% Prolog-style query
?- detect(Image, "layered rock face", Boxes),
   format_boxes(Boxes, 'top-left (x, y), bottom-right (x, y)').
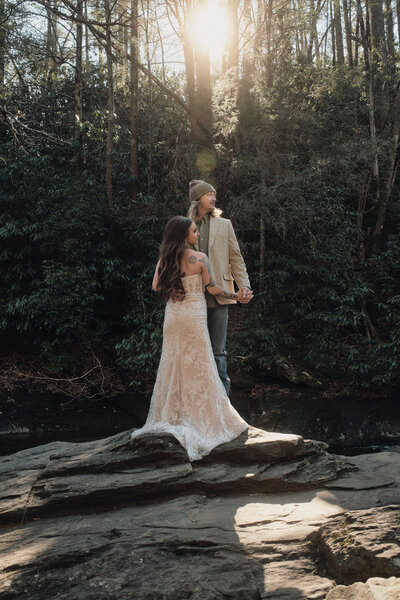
top-left (0, 427), bottom-right (399, 599)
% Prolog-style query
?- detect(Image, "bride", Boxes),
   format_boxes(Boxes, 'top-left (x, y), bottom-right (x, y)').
top-left (131, 216), bottom-right (252, 461)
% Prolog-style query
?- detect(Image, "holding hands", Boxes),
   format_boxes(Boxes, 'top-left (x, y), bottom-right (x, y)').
top-left (237, 287), bottom-right (253, 304)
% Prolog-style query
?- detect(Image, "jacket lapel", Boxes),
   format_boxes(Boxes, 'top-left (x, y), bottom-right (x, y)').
top-left (208, 216), bottom-right (221, 251)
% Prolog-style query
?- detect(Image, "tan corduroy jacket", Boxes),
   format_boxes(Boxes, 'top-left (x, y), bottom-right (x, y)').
top-left (195, 215), bottom-right (251, 306)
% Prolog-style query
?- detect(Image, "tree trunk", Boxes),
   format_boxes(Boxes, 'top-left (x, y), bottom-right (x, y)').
top-left (369, 0), bottom-right (388, 125)
top-left (354, 10), bottom-right (359, 64)
top-left (145, 0), bottom-right (153, 195)
top-left (313, 0), bottom-right (321, 59)
top-left (123, 7), bottom-right (129, 82)
top-left (323, 1), bottom-right (329, 60)
top-left (334, 0), bottom-right (345, 63)
top-left (44, 7), bottom-right (53, 74)
top-left (194, 0), bottom-right (213, 148)
top-left (357, 0), bottom-right (378, 181)
top-left (105, 0), bottom-right (114, 207)
top-left (84, 0), bottom-right (89, 69)
top-left (241, 0), bottom-right (253, 82)
top-left (0, 0), bottom-right (5, 95)
top-left (97, 0), bottom-right (104, 67)
top-left (343, 0), bottom-right (354, 65)
top-left (266, 0), bottom-right (274, 85)
top-left (130, 0), bottom-right (139, 203)
top-left (371, 84), bottom-right (400, 252)
top-left (0, 0), bottom-right (5, 140)
top-left (183, 33), bottom-right (198, 143)
top-left (298, 0), bottom-right (308, 54)
top-left (253, 0), bottom-right (264, 65)
top-left (44, 1), bottom-right (58, 77)
top-left (75, 0), bottom-right (83, 173)
top-left (260, 211), bottom-right (265, 284)
top-left (237, 0), bottom-right (253, 150)
top-left (224, 0), bottom-right (239, 73)
top-left (356, 0), bottom-right (381, 254)
top-left (356, 0), bottom-right (370, 67)
top-left (368, 75), bottom-right (379, 179)
top-left (397, 0), bottom-right (400, 41)
top-left (294, 0), bottom-right (300, 57)
top-left (330, 0), bottom-right (336, 63)
top-left (308, 0), bottom-right (320, 60)
top-left (117, 6), bottom-right (124, 80)
top-left (384, 0), bottom-right (394, 68)
top-left (155, 10), bottom-right (166, 81)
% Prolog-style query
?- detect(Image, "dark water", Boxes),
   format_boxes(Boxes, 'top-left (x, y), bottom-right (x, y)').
top-left (1, 383), bottom-right (399, 457)
top-left (328, 443), bottom-right (396, 456)
top-left (0, 389), bottom-right (145, 457)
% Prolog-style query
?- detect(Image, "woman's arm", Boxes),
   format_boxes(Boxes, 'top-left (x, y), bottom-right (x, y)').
top-left (199, 254), bottom-right (240, 300)
top-left (152, 260), bottom-right (160, 291)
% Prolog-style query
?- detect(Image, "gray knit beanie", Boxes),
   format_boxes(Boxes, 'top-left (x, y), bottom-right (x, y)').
top-left (189, 180), bottom-right (216, 203)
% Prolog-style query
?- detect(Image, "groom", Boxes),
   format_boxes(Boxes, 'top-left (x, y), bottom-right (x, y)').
top-left (188, 179), bottom-right (253, 395)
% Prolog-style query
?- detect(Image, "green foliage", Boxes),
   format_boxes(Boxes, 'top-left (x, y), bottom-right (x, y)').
top-left (115, 267), bottom-right (165, 392)
top-left (0, 64), bottom-right (191, 376)
top-left (216, 60), bottom-right (400, 390)
top-left (1, 51), bottom-right (399, 394)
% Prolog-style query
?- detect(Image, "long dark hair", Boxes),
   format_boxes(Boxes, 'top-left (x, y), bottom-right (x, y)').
top-left (157, 216), bottom-right (192, 300)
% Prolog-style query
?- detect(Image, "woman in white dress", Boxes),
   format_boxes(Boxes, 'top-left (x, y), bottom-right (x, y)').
top-left (131, 216), bottom-right (251, 461)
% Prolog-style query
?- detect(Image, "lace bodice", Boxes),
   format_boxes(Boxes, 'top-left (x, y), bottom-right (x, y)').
top-left (181, 273), bottom-right (204, 294)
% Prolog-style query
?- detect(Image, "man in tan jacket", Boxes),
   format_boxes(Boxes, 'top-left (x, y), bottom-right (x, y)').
top-left (188, 179), bottom-right (253, 394)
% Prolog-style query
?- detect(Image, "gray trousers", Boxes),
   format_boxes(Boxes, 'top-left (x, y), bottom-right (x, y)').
top-left (207, 305), bottom-right (230, 395)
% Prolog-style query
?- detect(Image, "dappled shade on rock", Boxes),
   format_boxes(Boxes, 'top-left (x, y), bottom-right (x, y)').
top-left (1, 428), bottom-right (400, 599)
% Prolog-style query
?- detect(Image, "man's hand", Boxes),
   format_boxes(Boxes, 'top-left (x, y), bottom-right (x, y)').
top-left (170, 289), bottom-right (185, 302)
top-left (237, 287), bottom-right (253, 304)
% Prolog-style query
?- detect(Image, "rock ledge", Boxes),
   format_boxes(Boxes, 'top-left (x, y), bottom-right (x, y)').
top-left (1, 427), bottom-right (399, 600)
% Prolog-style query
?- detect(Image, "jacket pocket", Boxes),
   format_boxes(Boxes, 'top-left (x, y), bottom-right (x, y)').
top-left (223, 271), bottom-right (234, 281)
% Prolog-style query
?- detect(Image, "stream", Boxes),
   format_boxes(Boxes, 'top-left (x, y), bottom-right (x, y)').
top-left (1, 381), bottom-right (399, 457)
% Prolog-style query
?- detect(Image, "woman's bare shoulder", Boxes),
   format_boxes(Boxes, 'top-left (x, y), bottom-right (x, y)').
top-left (184, 249), bottom-right (206, 264)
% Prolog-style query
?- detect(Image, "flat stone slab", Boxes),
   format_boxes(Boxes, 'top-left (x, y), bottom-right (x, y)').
top-left (0, 494), bottom-right (336, 600)
top-left (325, 452), bottom-right (400, 490)
top-left (1, 429), bottom-right (400, 599)
top-left (0, 428), bottom-right (349, 523)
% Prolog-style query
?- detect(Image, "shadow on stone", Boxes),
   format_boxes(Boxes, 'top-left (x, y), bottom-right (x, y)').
top-left (0, 427), bottom-right (400, 599)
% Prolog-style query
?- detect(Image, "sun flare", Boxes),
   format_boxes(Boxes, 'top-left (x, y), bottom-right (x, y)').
top-left (189, 0), bottom-right (229, 63)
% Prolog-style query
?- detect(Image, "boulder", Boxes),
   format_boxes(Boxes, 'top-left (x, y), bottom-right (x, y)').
top-left (307, 505), bottom-right (400, 583)
top-left (0, 427), bottom-right (349, 524)
top-left (0, 427), bottom-right (400, 600)
top-left (268, 354), bottom-right (323, 388)
top-left (326, 577), bottom-right (400, 599)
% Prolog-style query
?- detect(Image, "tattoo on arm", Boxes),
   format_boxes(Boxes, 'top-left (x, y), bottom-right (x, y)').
top-left (200, 255), bottom-right (237, 299)
top-left (214, 289), bottom-right (237, 299)
top-left (188, 255), bottom-right (196, 264)
top-left (199, 255), bottom-right (216, 286)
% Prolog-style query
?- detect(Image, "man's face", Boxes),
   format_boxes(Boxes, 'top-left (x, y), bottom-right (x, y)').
top-left (198, 191), bottom-right (216, 214)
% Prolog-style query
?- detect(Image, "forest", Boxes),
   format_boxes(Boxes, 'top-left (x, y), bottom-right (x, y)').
top-left (0, 0), bottom-right (399, 403)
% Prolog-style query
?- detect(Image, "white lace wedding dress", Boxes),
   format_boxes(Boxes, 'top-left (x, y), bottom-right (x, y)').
top-left (130, 273), bottom-right (248, 461)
